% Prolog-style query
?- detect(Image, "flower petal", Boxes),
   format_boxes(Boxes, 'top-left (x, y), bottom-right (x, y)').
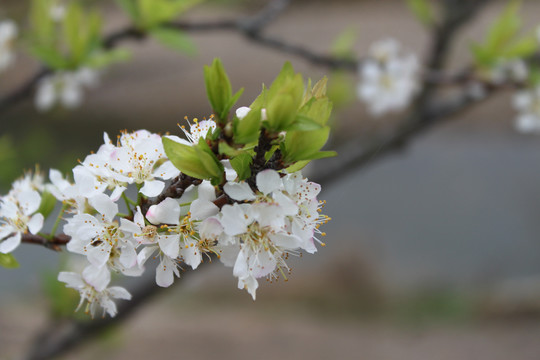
top-left (146, 197), bottom-right (180, 225)
top-left (140, 179), bottom-right (165, 198)
top-left (256, 169), bottom-right (281, 195)
top-left (0, 232), bottom-right (21, 253)
top-left (224, 182), bottom-right (255, 201)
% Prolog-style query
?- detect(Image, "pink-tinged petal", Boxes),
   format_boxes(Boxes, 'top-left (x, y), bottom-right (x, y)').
top-left (220, 204), bottom-right (249, 236)
top-left (82, 264), bottom-right (111, 292)
top-left (58, 272), bottom-right (85, 289)
top-left (27, 213), bottom-right (44, 234)
top-left (256, 169), bottom-right (282, 195)
top-left (190, 199), bottom-right (219, 221)
top-left (140, 180), bottom-right (165, 198)
top-left (156, 256), bottom-right (175, 287)
top-left (17, 190), bottom-right (41, 215)
top-left (89, 193), bottom-right (118, 222)
top-left (153, 161), bottom-right (180, 180)
top-left (108, 286), bottom-right (132, 300)
top-left (158, 235), bottom-right (180, 259)
top-left (110, 186), bottom-right (127, 202)
top-left (137, 245), bottom-right (157, 266)
top-left (223, 182), bottom-right (255, 201)
top-left (0, 232), bottom-right (21, 253)
top-left (146, 198), bottom-right (180, 225)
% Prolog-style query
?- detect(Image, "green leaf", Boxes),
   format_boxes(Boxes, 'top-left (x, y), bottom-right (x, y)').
top-left (265, 74), bottom-right (304, 131)
top-left (195, 138), bottom-right (224, 184)
top-left (485, 1), bottom-right (521, 54)
top-left (204, 58), bottom-right (238, 123)
top-left (87, 49), bottom-right (131, 68)
top-left (285, 160), bottom-right (310, 173)
top-left (406, 0), bottom-right (434, 27)
top-left (218, 141), bottom-right (242, 157)
top-left (163, 137), bottom-right (218, 180)
top-left (0, 253), bottom-right (19, 269)
top-left (150, 27), bottom-right (197, 55)
top-left (230, 153), bottom-right (253, 181)
top-left (282, 126), bottom-right (331, 163)
top-left (116, 0), bottom-right (140, 21)
top-left (37, 191), bottom-right (57, 219)
top-left (502, 35), bottom-right (538, 58)
top-left (28, 45), bottom-right (68, 69)
top-left (233, 108), bottom-right (262, 144)
top-left (331, 28), bottom-right (357, 59)
top-left (288, 114), bottom-right (324, 131)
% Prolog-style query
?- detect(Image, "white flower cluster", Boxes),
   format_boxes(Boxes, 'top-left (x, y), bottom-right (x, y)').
top-left (513, 86), bottom-right (540, 133)
top-left (1, 123), bottom-right (329, 317)
top-left (35, 68), bottom-right (100, 112)
top-left (0, 173), bottom-right (45, 254)
top-left (357, 38), bottom-right (420, 116)
top-left (0, 20), bottom-right (17, 73)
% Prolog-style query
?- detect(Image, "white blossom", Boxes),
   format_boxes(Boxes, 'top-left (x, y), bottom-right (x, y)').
top-left (0, 20), bottom-right (17, 73)
top-left (35, 68), bottom-right (100, 111)
top-left (58, 265), bottom-right (131, 318)
top-left (357, 38), bottom-right (419, 116)
top-left (215, 170), bottom-right (328, 299)
top-left (513, 86), bottom-right (540, 133)
top-left (490, 59), bottom-right (528, 84)
top-left (0, 188), bottom-right (44, 254)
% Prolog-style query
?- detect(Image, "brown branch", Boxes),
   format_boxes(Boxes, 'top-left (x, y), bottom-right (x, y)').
top-left (21, 233), bottom-right (70, 252)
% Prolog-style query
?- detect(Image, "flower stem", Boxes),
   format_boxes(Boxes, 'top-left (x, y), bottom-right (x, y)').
top-left (49, 203), bottom-right (68, 240)
top-left (122, 192), bottom-right (135, 216)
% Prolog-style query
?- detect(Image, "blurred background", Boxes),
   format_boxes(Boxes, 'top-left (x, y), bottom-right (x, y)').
top-left (3, 0), bottom-right (540, 359)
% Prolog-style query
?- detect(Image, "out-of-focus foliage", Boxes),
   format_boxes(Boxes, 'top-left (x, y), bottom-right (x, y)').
top-left (471, 1), bottom-right (537, 68)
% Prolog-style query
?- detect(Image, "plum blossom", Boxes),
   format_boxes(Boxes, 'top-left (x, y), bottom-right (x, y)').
top-left (489, 59), bottom-right (528, 84)
top-left (64, 194), bottom-right (139, 274)
top-left (81, 131), bottom-right (179, 198)
top-left (0, 20), bottom-right (17, 73)
top-left (0, 189), bottom-right (44, 254)
top-left (357, 38), bottom-right (420, 116)
top-left (167, 117), bottom-right (217, 146)
top-left (35, 68), bottom-right (100, 111)
top-left (215, 170), bottom-right (328, 299)
top-left (58, 265), bottom-right (131, 318)
top-left (513, 86), bottom-right (540, 133)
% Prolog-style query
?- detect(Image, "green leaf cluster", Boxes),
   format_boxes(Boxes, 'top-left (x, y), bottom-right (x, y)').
top-left (117, 0), bottom-right (199, 54)
top-left (204, 59), bottom-right (244, 123)
top-left (163, 137), bottom-right (224, 185)
top-left (471, 1), bottom-right (538, 68)
top-left (28, 0), bottom-right (128, 70)
top-left (164, 59), bottom-right (336, 184)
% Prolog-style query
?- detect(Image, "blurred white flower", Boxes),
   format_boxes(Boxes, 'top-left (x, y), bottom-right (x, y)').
top-left (0, 20), bottom-right (17, 73)
top-left (35, 68), bottom-right (100, 111)
top-left (0, 189), bottom-right (43, 254)
top-left (490, 59), bottom-right (528, 84)
top-left (357, 38), bottom-right (420, 116)
top-left (49, 1), bottom-right (66, 22)
top-left (513, 86), bottom-right (540, 133)
top-left (58, 265), bottom-right (131, 318)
